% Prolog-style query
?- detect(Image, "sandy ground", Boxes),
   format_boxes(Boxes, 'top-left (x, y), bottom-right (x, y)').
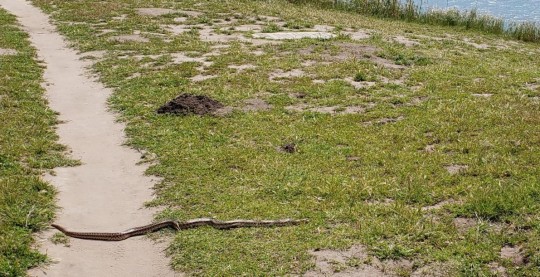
top-left (0, 1), bottom-right (178, 276)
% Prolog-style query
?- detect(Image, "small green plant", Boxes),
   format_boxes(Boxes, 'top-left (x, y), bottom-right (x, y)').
top-left (262, 23), bottom-right (282, 33)
top-left (196, 16), bottom-right (211, 24)
top-left (50, 233), bottom-right (70, 247)
top-left (354, 71), bottom-right (367, 82)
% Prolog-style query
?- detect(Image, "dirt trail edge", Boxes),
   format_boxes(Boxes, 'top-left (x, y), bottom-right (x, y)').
top-left (0, 1), bottom-right (178, 276)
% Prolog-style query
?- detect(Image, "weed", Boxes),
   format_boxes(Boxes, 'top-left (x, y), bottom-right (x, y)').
top-left (354, 71), bottom-right (367, 82)
top-left (50, 233), bottom-right (70, 247)
top-left (262, 23), bottom-right (282, 33)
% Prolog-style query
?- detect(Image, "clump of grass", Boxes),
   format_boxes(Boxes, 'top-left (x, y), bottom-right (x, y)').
top-left (50, 233), bottom-right (70, 247)
top-left (284, 20), bottom-right (314, 29)
top-left (354, 71), bottom-right (367, 82)
top-left (262, 23), bottom-right (282, 33)
top-left (509, 21), bottom-right (540, 42)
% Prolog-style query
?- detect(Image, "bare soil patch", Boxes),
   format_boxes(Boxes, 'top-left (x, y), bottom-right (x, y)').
top-left (252, 32), bottom-right (336, 40)
top-left (411, 262), bottom-right (457, 276)
top-left (251, 49), bottom-right (265, 56)
top-left (81, 50), bottom-right (106, 60)
top-left (488, 262), bottom-right (507, 276)
top-left (344, 77), bottom-right (377, 89)
top-left (305, 244), bottom-right (414, 276)
top-left (421, 199), bottom-right (456, 211)
top-left (472, 93), bottom-right (493, 98)
top-left (190, 74), bottom-right (217, 82)
top-left (312, 25), bottom-right (334, 32)
top-left (462, 38), bottom-right (490, 49)
top-left (178, 10), bottom-right (203, 17)
top-left (108, 34), bottom-right (149, 43)
top-left (269, 69), bottom-right (305, 81)
top-left (285, 104), bottom-right (370, 115)
top-left (393, 35), bottom-right (420, 47)
top-left (301, 60), bottom-right (317, 67)
top-left (234, 24), bottom-right (263, 32)
top-left (163, 24), bottom-right (191, 35)
top-left (171, 52), bottom-right (212, 67)
top-left (424, 144), bottom-right (436, 153)
top-left (500, 246), bottom-right (526, 265)
top-left (526, 82), bottom-right (539, 90)
top-left (0, 48), bottom-right (17, 55)
top-left (363, 116), bottom-right (405, 125)
top-left (136, 8), bottom-right (175, 17)
top-left (364, 198), bottom-right (395, 206)
top-left (157, 94), bottom-right (224, 115)
top-left (197, 26), bottom-right (280, 46)
top-left (453, 217), bottom-right (477, 232)
top-left (346, 156), bottom-right (360, 161)
top-left (445, 164), bottom-right (468, 175)
top-left (342, 29), bottom-right (371, 40)
top-left (173, 17), bottom-right (187, 23)
top-left (288, 93), bottom-right (307, 99)
top-left (307, 42), bottom-right (405, 69)
top-left (228, 64), bottom-right (257, 72)
top-left (242, 98), bottom-right (272, 112)
top-left (112, 14), bottom-right (127, 21)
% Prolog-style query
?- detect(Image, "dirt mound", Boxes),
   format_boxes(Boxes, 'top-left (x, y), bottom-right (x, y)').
top-left (157, 94), bottom-right (224, 115)
top-left (281, 143), bottom-right (296, 153)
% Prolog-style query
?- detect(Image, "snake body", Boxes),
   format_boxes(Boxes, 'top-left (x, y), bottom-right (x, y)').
top-left (51, 218), bottom-right (307, 241)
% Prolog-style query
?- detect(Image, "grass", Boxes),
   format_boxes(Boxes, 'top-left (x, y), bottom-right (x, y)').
top-left (310, 0), bottom-right (540, 43)
top-left (0, 8), bottom-right (75, 277)
top-left (23, 0), bottom-right (540, 276)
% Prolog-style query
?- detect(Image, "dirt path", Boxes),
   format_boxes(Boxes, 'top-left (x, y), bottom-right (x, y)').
top-left (0, 1), bottom-right (177, 276)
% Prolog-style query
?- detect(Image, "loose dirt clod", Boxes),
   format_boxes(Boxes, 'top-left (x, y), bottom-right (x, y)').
top-left (281, 143), bottom-right (296, 153)
top-left (157, 94), bottom-right (224, 115)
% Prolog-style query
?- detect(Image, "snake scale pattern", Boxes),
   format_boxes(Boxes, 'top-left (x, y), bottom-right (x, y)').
top-left (52, 218), bottom-right (308, 241)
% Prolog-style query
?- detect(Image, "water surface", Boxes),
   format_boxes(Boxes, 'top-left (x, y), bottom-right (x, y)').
top-left (418, 0), bottom-right (540, 23)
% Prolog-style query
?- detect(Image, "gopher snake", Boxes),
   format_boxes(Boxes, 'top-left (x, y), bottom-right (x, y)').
top-left (52, 218), bottom-right (307, 241)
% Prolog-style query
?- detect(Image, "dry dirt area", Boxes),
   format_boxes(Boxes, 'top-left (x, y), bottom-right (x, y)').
top-left (0, 1), bottom-right (178, 276)
top-left (303, 244), bottom-right (456, 276)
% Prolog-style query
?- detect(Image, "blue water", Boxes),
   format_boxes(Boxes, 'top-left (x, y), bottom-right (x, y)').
top-left (417, 0), bottom-right (540, 23)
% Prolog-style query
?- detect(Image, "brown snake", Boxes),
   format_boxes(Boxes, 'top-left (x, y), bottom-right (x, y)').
top-left (52, 218), bottom-right (308, 241)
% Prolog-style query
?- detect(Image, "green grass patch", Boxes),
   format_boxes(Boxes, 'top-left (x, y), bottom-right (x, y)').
top-left (29, 0), bottom-right (540, 275)
top-left (0, 8), bottom-right (75, 277)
